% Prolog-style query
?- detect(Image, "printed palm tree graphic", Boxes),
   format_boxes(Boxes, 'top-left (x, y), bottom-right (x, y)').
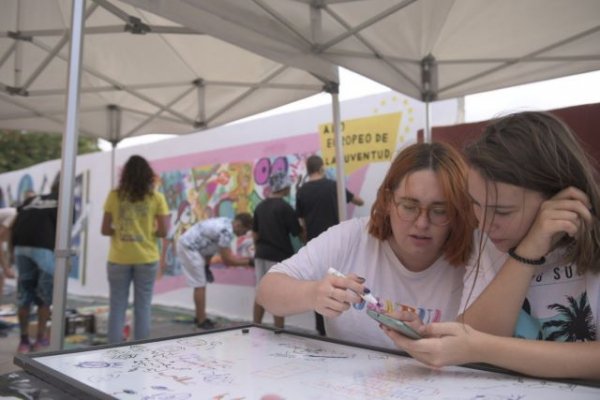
top-left (517, 299), bottom-right (543, 340)
top-left (542, 292), bottom-right (596, 341)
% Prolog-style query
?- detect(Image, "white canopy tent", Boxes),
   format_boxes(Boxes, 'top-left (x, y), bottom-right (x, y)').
top-left (0, 0), bottom-right (340, 187)
top-left (0, 0), bottom-right (334, 140)
top-left (125, 0), bottom-right (600, 139)
top-left (0, 0), bottom-right (341, 350)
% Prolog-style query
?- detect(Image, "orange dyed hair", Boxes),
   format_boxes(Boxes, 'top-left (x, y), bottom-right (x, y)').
top-left (368, 142), bottom-right (476, 266)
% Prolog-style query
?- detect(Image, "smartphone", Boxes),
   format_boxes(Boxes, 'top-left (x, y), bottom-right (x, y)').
top-left (366, 308), bottom-right (422, 339)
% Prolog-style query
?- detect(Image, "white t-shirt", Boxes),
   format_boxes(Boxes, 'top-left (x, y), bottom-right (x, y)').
top-left (179, 217), bottom-right (233, 257)
top-left (269, 217), bottom-right (464, 349)
top-left (0, 208), bottom-right (16, 229)
top-left (461, 232), bottom-right (600, 341)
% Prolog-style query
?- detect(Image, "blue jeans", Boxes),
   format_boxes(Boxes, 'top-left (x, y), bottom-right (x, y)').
top-left (14, 246), bottom-right (55, 307)
top-left (107, 262), bottom-right (158, 344)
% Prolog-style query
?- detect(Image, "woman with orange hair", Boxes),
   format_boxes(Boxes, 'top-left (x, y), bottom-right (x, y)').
top-left (257, 142), bottom-right (476, 348)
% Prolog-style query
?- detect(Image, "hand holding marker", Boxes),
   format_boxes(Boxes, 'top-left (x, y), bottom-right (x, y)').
top-left (327, 267), bottom-right (421, 339)
top-left (327, 268), bottom-right (381, 309)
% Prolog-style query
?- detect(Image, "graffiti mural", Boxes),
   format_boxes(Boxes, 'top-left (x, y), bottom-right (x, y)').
top-left (157, 153), bottom-right (310, 282)
top-left (0, 170), bottom-right (90, 283)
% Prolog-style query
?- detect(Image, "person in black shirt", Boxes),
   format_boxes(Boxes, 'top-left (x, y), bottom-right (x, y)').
top-left (296, 155), bottom-right (364, 335)
top-left (11, 179), bottom-right (59, 353)
top-left (0, 207), bottom-right (17, 299)
top-left (252, 171), bottom-right (302, 328)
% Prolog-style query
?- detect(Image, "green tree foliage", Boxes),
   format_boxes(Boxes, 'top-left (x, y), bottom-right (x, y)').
top-left (0, 130), bottom-right (99, 173)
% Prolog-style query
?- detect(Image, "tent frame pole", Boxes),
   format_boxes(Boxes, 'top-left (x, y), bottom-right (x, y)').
top-left (50, 0), bottom-right (85, 351)
top-left (324, 79), bottom-right (347, 222)
top-left (424, 101), bottom-right (431, 143)
top-left (107, 104), bottom-right (121, 188)
top-left (421, 54), bottom-right (438, 143)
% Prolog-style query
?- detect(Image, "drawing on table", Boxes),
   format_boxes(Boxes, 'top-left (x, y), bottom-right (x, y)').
top-left (271, 341), bottom-right (355, 360)
top-left (87, 372), bottom-right (122, 384)
top-left (21, 326), bottom-right (600, 400)
top-left (141, 394), bottom-right (191, 400)
top-left (76, 361), bottom-right (121, 369)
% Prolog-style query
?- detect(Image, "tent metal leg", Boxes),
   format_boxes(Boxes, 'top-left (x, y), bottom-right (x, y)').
top-left (50, 0), bottom-right (85, 352)
top-left (424, 101), bottom-right (431, 143)
top-left (107, 104), bottom-right (121, 188)
top-left (330, 83), bottom-right (347, 222)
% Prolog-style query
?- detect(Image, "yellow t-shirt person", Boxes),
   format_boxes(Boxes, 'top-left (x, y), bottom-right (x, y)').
top-left (103, 190), bottom-right (169, 264)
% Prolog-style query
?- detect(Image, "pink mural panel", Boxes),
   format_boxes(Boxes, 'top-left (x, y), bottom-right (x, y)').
top-left (151, 133), bottom-right (319, 173)
top-left (152, 132), bottom-right (369, 293)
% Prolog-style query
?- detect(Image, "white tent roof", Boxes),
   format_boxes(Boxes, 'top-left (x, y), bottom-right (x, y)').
top-left (124, 0), bottom-right (600, 102)
top-left (0, 0), bottom-right (336, 142)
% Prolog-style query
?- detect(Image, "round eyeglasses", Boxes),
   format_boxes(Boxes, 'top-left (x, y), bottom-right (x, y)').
top-left (393, 199), bottom-right (451, 226)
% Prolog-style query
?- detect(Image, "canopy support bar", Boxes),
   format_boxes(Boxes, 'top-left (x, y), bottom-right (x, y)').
top-left (194, 78), bottom-right (206, 128)
top-left (421, 54), bottom-right (438, 142)
top-left (107, 104), bottom-right (122, 188)
top-left (324, 78), bottom-right (347, 222)
top-left (50, 0), bottom-right (86, 352)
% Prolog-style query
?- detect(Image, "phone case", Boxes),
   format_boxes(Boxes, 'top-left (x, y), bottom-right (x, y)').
top-left (366, 308), bottom-right (422, 339)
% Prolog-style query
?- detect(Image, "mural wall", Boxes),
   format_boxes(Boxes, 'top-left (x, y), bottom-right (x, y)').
top-left (0, 165), bottom-right (90, 283)
top-left (0, 91), bottom-right (459, 328)
top-left (156, 154), bottom-right (311, 292)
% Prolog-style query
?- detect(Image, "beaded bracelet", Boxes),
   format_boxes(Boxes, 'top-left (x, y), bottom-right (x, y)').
top-left (508, 247), bottom-right (546, 265)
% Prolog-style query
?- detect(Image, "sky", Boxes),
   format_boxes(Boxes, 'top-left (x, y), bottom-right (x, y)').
top-left (99, 68), bottom-right (600, 151)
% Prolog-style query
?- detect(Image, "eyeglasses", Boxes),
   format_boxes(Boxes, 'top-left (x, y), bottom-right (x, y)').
top-left (393, 198), bottom-right (451, 226)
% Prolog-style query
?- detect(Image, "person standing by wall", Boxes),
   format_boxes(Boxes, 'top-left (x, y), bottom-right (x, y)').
top-left (0, 207), bottom-right (16, 298)
top-left (177, 213), bottom-right (254, 330)
top-left (296, 155), bottom-right (364, 335)
top-left (101, 155), bottom-right (170, 344)
top-left (252, 171), bottom-right (302, 328)
top-left (11, 179), bottom-right (59, 353)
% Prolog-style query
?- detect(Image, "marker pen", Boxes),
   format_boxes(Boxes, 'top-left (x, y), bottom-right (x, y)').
top-left (327, 267), bottom-right (380, 307)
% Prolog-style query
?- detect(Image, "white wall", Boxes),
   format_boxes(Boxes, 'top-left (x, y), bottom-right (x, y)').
top-left (0, 90), bottom-right (459, 331)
